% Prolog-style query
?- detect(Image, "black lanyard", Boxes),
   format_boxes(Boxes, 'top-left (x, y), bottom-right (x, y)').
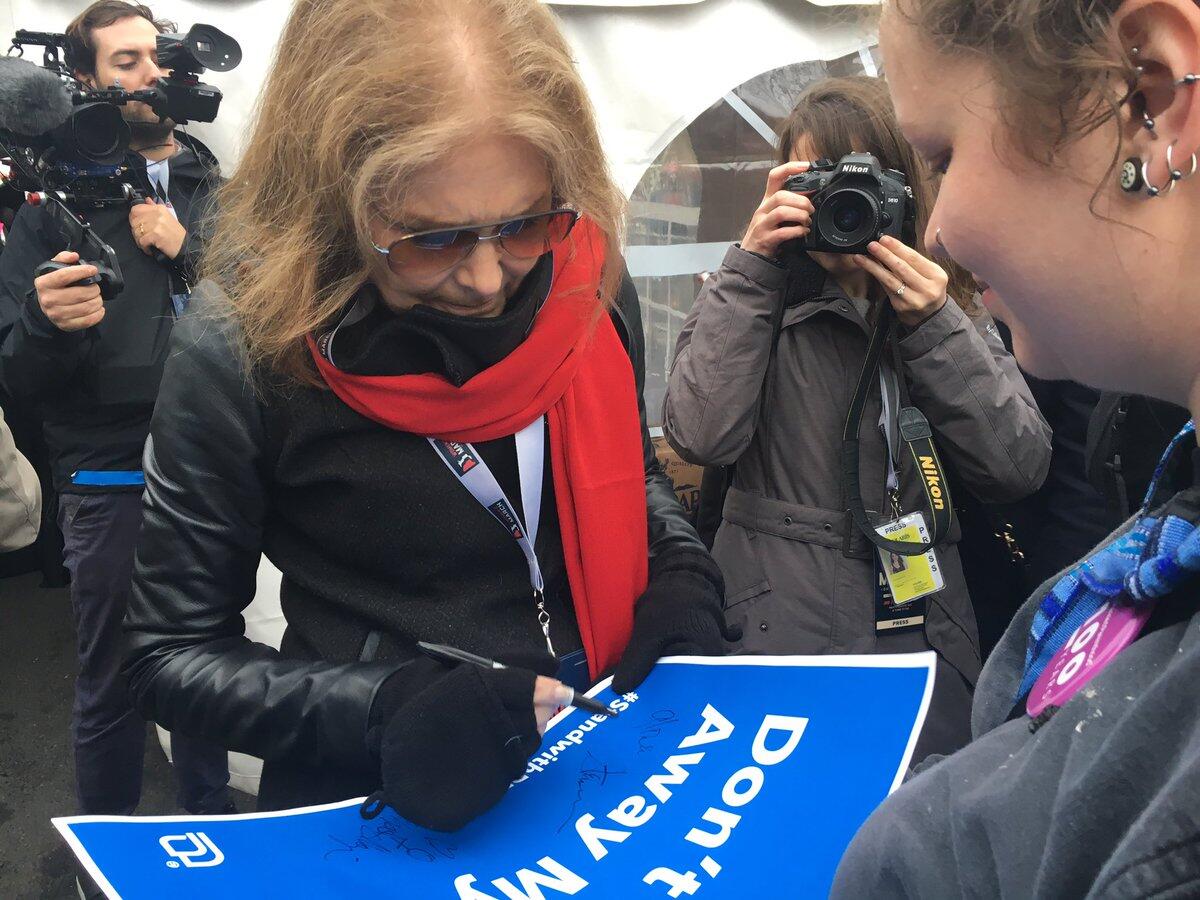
top-left (840, 302), bottom-right (953, 555)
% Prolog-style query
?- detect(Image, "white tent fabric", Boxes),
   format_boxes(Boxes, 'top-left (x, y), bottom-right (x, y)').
top-left (5, 0), bottom-right (877, 193)
top-left (553, 0), bottom-right (877, 194)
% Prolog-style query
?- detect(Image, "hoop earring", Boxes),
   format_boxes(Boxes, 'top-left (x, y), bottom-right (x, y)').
top-left (1166, 140), bottom-right (1198, 183)
top-left (1120, 150), bottom-right (1173, 197)
top-left (1141, 151), bottom-right (1174, 197)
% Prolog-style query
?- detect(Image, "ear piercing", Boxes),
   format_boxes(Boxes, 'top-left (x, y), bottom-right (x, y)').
top-left (1120, 157), bottom-right (1145, 193)
top-left (1167, 140), bottom-right (1197, 183)
top-left (1131, 49), bottom-right (1158, 134)
top-left (1122, 142), bottom-right (1198, 197)
top-left (1122, 50), bottom-right (1199, 197)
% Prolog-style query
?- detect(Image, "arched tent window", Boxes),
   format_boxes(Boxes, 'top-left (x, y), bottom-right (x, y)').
top-left (625, 48), bottom-right (880, 426)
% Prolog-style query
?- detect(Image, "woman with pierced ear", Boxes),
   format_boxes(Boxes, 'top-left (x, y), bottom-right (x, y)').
top-left (833, 1), bottom-right (1200, 895)
top-left (120, 0), bottom-right (735, 830)
top-left (663, 75), bottom-right (1050, 762)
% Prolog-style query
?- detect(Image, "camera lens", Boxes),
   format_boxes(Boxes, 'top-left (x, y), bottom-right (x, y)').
top-left (815, 188), bottom-right (880, 250)
top-left (833, 203), bottom-right (864, 234)
top-left (52, 103), bottom-right (130, 166)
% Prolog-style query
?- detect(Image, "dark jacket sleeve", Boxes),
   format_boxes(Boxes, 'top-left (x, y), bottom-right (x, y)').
top-left (610, 268), bottom-right (709, 563)
top-left (122, 283), bottom-right (399, 770)
top-left (0, 203), bottom-right (91, 399)
top-left (899, 301), bottom-right (1053, 504)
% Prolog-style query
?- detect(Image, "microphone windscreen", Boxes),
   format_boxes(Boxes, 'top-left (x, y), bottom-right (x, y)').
top-left (0, 56), bottom-right (72, 137)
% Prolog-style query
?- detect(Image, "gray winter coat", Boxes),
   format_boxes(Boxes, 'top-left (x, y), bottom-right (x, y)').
top-left (663, 244), bottom-right (1052, 687)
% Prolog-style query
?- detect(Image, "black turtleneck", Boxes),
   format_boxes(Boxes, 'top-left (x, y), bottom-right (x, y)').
top-left (258, 252), bottom-right (582, 673)
top-left (330, 253), bottom-right (552, 384)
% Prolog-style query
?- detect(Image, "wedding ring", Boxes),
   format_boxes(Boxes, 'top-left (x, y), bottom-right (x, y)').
top-left (894, 282), bottom-right (907, 298)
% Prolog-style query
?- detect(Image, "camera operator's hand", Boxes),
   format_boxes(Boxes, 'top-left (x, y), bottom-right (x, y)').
top-left (854, 235), bottom-right (949, 327)
top-left (33, 251), bottom-right (104, 333)
top-left (129, 198), bottom-right (186, 260)
top-left (740, 161), bottom-right (815, 259)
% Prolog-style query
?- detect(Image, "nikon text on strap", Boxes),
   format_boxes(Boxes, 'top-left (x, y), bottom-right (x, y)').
top-left (840, 301), bottom-right (953, 555)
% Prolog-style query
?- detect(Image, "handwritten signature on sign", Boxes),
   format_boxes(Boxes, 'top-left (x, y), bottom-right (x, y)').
top-left (637, 708), bottom-right (680, 755)
top-left (557, 750), bottom-right (628, 834)
top-left (324, 815), bottom-right (458, 864)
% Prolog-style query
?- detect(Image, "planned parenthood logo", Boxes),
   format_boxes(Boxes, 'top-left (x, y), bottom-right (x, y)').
top-left (160, 832), bottom-right (224, 868)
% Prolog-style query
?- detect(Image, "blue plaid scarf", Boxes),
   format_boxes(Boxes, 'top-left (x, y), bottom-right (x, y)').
top-left (1017, 420), bottom-right (1200, 700)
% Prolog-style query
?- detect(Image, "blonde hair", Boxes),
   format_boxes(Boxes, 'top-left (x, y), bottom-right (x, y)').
top-left (201, 0), bottom-right (625, 384)
top-left (776, 75), bottom-right (977, 313)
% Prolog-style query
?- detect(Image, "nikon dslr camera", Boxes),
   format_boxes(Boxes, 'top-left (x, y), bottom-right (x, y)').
top-left (783, 152), bottom-right (914, 254)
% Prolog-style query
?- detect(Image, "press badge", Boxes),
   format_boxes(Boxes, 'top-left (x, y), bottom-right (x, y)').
top-left (874, 512), bottom-right (944, 632)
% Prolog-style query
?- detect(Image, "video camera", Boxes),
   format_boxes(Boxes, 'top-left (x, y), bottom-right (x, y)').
top-left (783, 153), bottom-right (914, 255)
top-left (0, 23), bottom-right (240, 299)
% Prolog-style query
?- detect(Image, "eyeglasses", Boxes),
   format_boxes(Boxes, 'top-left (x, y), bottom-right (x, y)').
top-left (373, 208), bottom-right (580, 277)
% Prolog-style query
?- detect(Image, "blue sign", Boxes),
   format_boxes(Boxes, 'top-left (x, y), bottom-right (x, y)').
top-left (56, 654), bottom-right (934, 899)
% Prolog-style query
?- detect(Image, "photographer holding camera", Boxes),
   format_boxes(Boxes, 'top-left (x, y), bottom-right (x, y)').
top-left (663, 76), bottom-right (1051, 760)
top-left (0, 1), bottom-right (231, 826)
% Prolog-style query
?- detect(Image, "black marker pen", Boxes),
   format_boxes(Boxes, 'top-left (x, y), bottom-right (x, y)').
top-left (417, 641), bottom-right (618, 719)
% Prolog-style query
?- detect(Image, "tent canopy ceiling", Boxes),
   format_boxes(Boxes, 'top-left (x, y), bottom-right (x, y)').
top-left (5, 0), bottom-right (877, 191)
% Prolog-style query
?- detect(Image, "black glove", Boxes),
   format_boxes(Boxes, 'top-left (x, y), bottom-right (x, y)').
top-left (364, 650), bottom-right (555, 832)
top-left (611, 549), bottom-right (740, 693)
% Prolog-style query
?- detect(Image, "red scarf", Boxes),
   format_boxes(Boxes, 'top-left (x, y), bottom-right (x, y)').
top-left (307, 218), bottom-right (646, 678)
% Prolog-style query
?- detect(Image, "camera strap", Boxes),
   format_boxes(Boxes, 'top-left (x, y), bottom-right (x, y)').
top-left (841, 302), bottom-right (954, 555)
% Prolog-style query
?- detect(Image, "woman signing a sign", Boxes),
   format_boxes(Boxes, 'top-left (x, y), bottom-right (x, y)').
top-left (121, 0), bottom-right (733, 831)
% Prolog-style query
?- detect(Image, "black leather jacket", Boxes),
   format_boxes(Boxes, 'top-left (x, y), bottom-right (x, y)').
top-left (123, 272), bottom-right (702, 775)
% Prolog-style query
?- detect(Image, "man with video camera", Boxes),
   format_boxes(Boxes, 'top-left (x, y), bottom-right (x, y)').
top-left (0, 1), bottom-right (232, 826)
